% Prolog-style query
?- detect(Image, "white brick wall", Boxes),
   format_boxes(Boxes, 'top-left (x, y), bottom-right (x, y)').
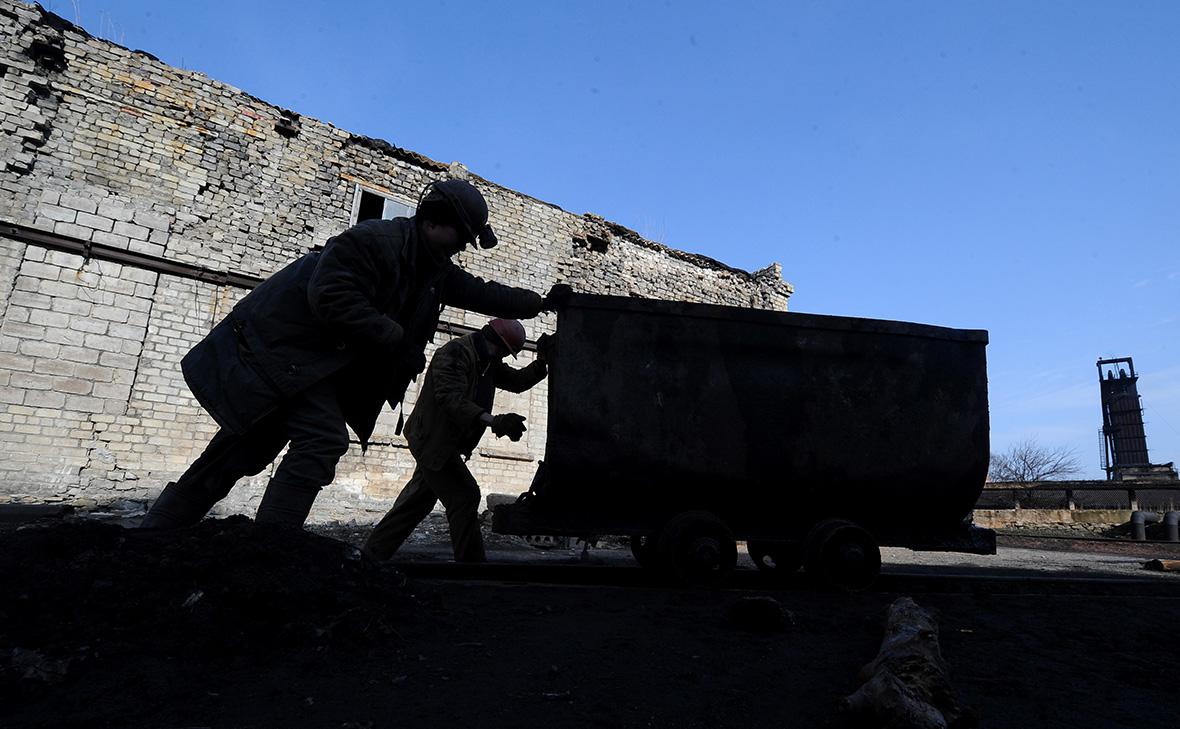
top-left (0, 0), bottom-right (792, 521)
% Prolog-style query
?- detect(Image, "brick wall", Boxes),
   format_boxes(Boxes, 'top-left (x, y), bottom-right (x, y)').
top-left (0, 1), bottom-right (792, 522)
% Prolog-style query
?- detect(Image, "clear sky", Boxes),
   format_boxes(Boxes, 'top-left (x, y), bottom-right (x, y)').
top-left (46, 0), bottom-right (1180, 478)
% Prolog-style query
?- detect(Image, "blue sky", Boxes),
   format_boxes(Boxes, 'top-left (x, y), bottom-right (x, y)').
top-left (48, 0), bottom-right (1180, 477)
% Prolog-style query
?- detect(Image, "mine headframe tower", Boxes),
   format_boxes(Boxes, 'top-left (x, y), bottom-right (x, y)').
top-left (1097, 357), bottom-right (1155, 480)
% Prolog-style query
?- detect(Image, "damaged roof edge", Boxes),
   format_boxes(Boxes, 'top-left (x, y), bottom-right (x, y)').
top-left (344, 134), bottom-right (449, 174)
top-left (32, 4), bottom-right (159, 62)
top-left (28, 1), bottom-right (789, 286)
top-left (29, 3), bottom-right (293, 111)
top-left (598, 217), bottom-right (791, 284)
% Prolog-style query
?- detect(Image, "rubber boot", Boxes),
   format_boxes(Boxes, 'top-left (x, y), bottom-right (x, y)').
top-left (254, 482), bottom-right (320, 528)
top-left (140, 481), bottom-right (212, 529)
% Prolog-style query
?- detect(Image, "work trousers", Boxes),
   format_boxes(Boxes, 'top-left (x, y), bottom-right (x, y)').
top-left (365, 456), bottom-right (486, 563)
top-left (149, 375), bottom-right (350, 527)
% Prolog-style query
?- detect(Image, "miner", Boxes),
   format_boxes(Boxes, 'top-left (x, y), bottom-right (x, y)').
top-left (141, 180), bottom-right (564, 529)
top-left (364, 318), bottom-right (549, 562)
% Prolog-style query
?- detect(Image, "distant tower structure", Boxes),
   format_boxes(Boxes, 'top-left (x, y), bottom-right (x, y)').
top-left (1097, 357), bottom-right (1178, 481)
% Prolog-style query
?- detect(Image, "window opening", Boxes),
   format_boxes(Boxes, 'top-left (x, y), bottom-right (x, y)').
top-left (352, 185), bottom-right (414, 224)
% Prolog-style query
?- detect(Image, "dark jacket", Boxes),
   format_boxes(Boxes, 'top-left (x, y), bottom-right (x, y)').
top-left (181, 217), bottom-right (542, 444)
top-left (405, 333), bottom-right (547, 470)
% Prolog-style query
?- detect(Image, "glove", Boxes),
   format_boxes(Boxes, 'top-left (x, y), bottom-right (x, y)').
top-left (535, 333), bottom-right (554, 363)
top-left (477, 224), bottom-right (498, 250)
top-left (490, 413), bottom-right (527, 441)
top-left (541, 283), bottom-right (573, 312)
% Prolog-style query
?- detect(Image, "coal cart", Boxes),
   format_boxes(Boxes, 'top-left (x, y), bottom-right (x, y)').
top-left (493, 293), bottom-right (995, 587)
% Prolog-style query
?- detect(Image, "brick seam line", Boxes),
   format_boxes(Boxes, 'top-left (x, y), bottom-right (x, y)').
top-left (74, 257), bottom-right (161, 493)
top-left (123, 263), bottom-right (161, 420)
top-left (78, 410), bottom-right (97, 490)
top-left (0, 236), bottom-right (27, 322)
top-left (81, 412), bottom-right (135, 491)
top-left (50, 80), bottom-right (211, 135)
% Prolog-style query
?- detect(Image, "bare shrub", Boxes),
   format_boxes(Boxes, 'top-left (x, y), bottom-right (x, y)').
top-left (988, 438), bottom-right (1082, 483)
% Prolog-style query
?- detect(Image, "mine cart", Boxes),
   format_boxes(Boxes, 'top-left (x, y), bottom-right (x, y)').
top-left (493, 293), bottom-right (995, 587)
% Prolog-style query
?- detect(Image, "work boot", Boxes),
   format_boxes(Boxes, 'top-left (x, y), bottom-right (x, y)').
top-left (254, 483), bottom-right (320, 527)
top-left (140, 481), bottom-right (212, 529)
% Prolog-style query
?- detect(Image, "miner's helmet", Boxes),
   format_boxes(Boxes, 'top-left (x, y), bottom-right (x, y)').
top-left (488, 318), bottom-right (526, 358)
top-left (418, 179), bottom-right (498, 250)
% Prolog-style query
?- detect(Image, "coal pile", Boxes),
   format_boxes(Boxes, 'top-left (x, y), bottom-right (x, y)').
top-left (0, 517), bottom-right (412, 698)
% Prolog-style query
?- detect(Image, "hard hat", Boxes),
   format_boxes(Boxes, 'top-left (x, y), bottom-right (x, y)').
top-left (489, 318), bottom-right (526, 357)
top-left (420, 179), bottom-right (496, 249)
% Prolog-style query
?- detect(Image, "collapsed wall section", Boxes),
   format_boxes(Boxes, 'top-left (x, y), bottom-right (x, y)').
top-left (0, 0), bottom-right (792, 521)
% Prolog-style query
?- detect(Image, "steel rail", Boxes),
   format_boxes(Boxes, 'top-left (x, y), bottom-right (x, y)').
top-left (391, 560), bottom-right (1180, 597)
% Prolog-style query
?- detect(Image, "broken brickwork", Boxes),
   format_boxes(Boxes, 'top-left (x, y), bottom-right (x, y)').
top-left (0, 1), bottom-right (792, 521)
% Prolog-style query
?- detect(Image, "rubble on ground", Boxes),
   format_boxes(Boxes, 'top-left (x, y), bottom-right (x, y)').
top-left (0, 517), bottom-right (411, 697)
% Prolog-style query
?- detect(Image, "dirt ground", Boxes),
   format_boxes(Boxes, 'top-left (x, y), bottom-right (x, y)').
top-left (2, 514), bottom-right (1178, 729)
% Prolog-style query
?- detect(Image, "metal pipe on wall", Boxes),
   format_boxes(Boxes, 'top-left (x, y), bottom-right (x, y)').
top-left (1164, 512), bottom-right (1180, 543)
top-left (1130, 511), bottom-right (1161, 541)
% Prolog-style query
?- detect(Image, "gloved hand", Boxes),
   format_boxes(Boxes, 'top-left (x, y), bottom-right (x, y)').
top-left (535, 333), bottom-right (554, 363)
top-left (477, 224), bottom-right (498, 250)
top-left (490, 413), bottom-right (527, 441)
top-left (541, 283), bottom-right (573, 312)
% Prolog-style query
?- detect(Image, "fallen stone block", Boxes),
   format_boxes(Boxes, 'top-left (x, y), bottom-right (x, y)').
top-left (838, 596), bottom-right (974, 729)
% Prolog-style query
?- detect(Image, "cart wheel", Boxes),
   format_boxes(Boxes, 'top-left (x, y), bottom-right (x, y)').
top-left (803, 519), bottom-right (881, 591)
top-left (747, 540), bottom-right (803, 577)
top-left (629, 534), bottom-right (657, 568)
top-left (657, 511), bottom-right (737, 587)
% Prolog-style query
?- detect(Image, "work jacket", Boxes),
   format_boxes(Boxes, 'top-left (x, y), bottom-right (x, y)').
top-left (405, 333), bottom-right (547, 470)
top-left (181, 217), bottom-right (542, 445)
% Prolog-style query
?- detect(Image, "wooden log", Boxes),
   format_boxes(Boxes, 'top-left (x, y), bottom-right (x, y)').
top-left (1144, 559), bottom-right (1180, 572)
top-left (838, 596), bottom-right (974, 729)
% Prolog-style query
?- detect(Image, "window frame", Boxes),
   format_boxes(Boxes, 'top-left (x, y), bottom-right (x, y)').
top-left (350, 184), bottom-right (414, 224)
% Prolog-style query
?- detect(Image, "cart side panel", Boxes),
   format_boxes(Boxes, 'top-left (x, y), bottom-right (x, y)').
top-left (543, 295), bottom-right (989, 534)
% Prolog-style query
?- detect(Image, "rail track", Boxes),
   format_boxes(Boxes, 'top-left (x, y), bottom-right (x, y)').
top-left (386, 529), bottom-right (1180, 596)
top-left (394, 557), bottom-right (1180, 597)
top-left (995, 531), bottom-right (1180, 557)
top-left (377, 528), bottom-right (1180, 596)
